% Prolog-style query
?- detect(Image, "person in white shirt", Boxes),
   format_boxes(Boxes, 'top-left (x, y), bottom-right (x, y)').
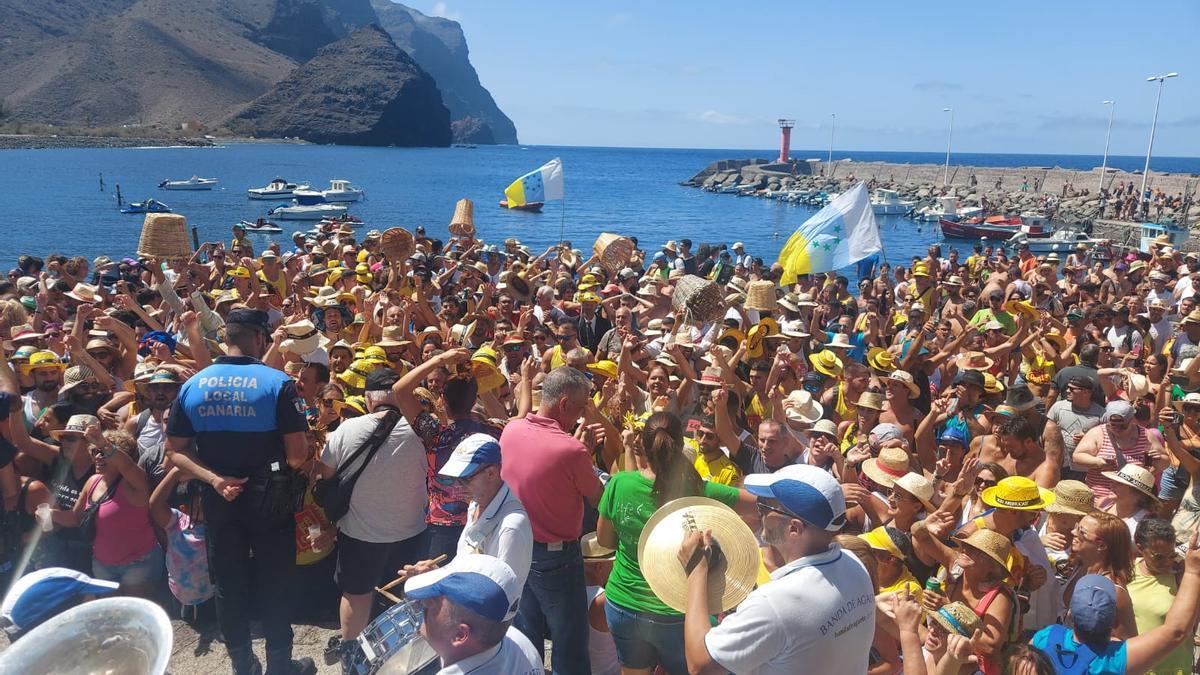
top-left (404, 433), bottom-right (533, 588)
top-left (405, 553), bottom-right (542, 675)
top-left (679, 464), bottom-right (875, 675)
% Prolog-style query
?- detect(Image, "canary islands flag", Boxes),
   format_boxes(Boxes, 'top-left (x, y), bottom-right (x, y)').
top-left (777, 182), bottom-right (882, 283)
top-left (504, 158), bottom-right (564, 208)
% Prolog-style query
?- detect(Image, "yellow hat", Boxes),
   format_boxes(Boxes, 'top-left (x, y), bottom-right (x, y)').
top-left (718, 327), bottom-right (745, 347)
top-left (911, 263), bottom-right (931, 279)
top-left (229, 266), bottom-right (251, 279)
top-left (807, 350), bottom-right (843, 378)
top-left (980, 476), bottom-right (1056, 511)
top-left (362, 345), bottom-right (390, 363)
top-left (337, 358), bottom-right (387, 390)
top-left (866, 347), bottom-right (897, 373)
top-left (1003, 299), bottom-right (1038, 321)
top-left (333, 395), bottom-right (368, 417)
top-left (587, 360), bottom-right (619, 379)
top-left (983, 372), bottom-right (1005, 394)
top-left (859, 526), bottom-right (904, 560)
top-left (745, 324), bottom-right (768, 359)
top-left (327, 268), bottom-right (346, 285)
top-left (22, 350), bottom-right (66, 375)
top-left (356, 249), bottom-right (370, 263)
top-left (577, 291), bottom-right (601, 304)
top-left (470, 345), bottom-right (506, 394)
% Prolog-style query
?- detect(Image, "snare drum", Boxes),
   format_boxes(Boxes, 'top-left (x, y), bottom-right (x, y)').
top-left (350, 600), bottom-right (439, 675)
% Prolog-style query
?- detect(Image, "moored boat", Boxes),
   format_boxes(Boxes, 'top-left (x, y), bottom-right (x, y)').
top-left (870, 189), bottom-right (916, 215)
top-left (940, 213), bottom-right (1050, 240)
top-left (247, 178), bottom-right (307, 200)
top-left (268, 202), bottom-right (348, 220)
top-left (321, 179), bottom-right (364, 203)
top-left (159, 176), bottom-right (217, 190)
top-left (121, 199), bottom-right (171, 214)
top-left (498, 200), bottom-right (544, 212)
top-left (238, 219), bottom-right (283, 234)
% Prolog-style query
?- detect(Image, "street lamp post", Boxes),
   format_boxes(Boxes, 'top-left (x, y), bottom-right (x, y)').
top-left (1140, 72), bottom-right (1179, 218)
top-left (942, 108), bottom-right (954, 186)
top-left (828, 113), bottom-right (835, 165)
top-left (1098, 100), bottom-right (1114, 195)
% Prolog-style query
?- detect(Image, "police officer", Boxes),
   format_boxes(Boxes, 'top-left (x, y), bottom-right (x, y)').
top-left (166, 309), bottom-right (314, 675)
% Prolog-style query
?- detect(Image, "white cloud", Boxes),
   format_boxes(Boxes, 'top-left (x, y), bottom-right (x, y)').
top-left (430, 2), bottom-right (462, 21)
top-left (691, 110), bottom-right (751, 125)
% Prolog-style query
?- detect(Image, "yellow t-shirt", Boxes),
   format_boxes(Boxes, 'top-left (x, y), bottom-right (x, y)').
top-left (258, 269), bottom-right (286, 298)
top-left (294, 487), bottom-right (333, 566)
top-left (694, 452), bottom-right (742, 486)
top-left (881, 569), bottom-right (924, 602)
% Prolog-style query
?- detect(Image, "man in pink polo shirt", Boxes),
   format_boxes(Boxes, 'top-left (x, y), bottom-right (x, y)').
top-left (501, 366), bottom-right (603, 675)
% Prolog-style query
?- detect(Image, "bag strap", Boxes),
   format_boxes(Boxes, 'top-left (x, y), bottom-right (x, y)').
top-left (332, 408), bottom-right (402, 485)
top-left (134, 409), bottom-right (153, 439)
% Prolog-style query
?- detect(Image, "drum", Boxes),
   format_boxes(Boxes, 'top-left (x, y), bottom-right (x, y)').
top-left (350, 600), bottom-right (439, 675)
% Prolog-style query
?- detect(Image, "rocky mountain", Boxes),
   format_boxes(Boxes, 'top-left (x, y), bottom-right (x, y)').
top-left (0, 0), bottom-right (515, 145)
top-left (228, 25), bottom-right (451, 146)
top-left (370, 0), bottom-right (517, 144)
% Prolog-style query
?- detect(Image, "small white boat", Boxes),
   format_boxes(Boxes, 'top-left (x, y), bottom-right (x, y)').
top-left (321, 179), bottom-right (364, 203)
top-left (159, 176), bottom-right (217, 190)
top-left (247, 178), bottom-right (307, 200)
top-left (238, 219), bottom-right (283, 234)
top-left (915, 196), bottom-right (983, 223)
top-left (870, 189), bottom-right (915, 215)
top-left (1007, 226), bottom-right (1107, 256)
top-left (268, 202), bottom-right (348, 220)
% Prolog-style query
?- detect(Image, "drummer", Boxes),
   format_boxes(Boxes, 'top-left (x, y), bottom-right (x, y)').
top-left (405, 553), bottom-right (542, 675)
top-left (401, 433), bottom-right (532, 588)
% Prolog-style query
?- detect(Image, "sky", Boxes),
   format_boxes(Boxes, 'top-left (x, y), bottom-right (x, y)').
top-left (406, 1), bottom-right (1199, 157)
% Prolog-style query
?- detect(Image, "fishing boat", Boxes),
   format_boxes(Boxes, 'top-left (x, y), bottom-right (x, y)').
top-left (268, 202), bottom-right (348, 220)
top-left (238, 219), bottom-right (283, 234)
top-left (1007, 228), bottom-right (1108, 255)
top-left (498, 200), bottom-right (544, 212)
top-left (247, 178), bottom-right (307, 200)
top-left (321, 179), bottom-right (364, 203)
top-left (121, 199), bottom-right (171, 214)
top-left (159, 176), bottom-right (218, 190)
top-left (940, 213), bottom-right (1050, 240)
top-left (870, 189), bottom-right (916, 215)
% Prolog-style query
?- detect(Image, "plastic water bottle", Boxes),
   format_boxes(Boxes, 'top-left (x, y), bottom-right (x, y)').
top-left (35, 503), bottom-right (52, 532)
top-left (307, 525), bottom-right (322, 552)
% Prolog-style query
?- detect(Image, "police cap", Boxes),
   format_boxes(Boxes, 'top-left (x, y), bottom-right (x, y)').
top-left (365, 367), bottom-right (401, 391)
top-left (226, 309), bottom-right (271, 333)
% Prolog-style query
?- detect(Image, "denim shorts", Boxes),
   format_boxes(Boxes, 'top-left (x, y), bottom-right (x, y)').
top-left (92, 544), bottom-right (164, 587)
top-left (604, 598), bottom-right (688, 675)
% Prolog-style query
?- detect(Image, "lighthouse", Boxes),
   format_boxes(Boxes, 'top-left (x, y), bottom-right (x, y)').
top-left (777, 119), bottom-right (795, 164)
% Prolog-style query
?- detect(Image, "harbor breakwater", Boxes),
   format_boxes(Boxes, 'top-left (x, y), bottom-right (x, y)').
top-left (683, 158), bottom-right (1200, 235)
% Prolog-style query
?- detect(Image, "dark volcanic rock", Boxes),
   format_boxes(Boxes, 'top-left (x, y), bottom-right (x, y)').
top-left (451, 116), bottom-right (496, 145)
top-left (254, 0), bottom-right (377, 61)
top-left (228, 24), bottom-right (451, 146)
top-left (371, 0), bottom-right (517, 144)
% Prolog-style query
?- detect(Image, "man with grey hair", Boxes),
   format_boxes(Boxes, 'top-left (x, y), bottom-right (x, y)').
top-left (533, 285), bottom-right (566, 325)
top-left (500, 366), bottom-right (603, 675)
top-left (319, 367), bottom-right (428, 669)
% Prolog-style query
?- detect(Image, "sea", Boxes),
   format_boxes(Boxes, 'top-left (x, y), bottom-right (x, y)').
top-left (2, 144), bottom-right (1198, 281)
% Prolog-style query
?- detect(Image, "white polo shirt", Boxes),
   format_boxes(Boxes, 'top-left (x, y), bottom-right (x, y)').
top-left (436, 626), bottom-right (542, 675)
top-left (704, 543), bottom-right (875, 675)
top-left (456, 483), bottom-right (533, 590)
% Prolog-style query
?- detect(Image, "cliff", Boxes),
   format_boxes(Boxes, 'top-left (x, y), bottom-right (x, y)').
top-left (227, 25), bottom-right (452, 146)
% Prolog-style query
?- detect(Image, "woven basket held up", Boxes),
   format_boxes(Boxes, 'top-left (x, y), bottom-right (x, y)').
top-left (137, 213), bottom-right (192, 260)
top-left (449, 198), bottom-right (475, 237)
top-left (672, 275), bottom-right (724, 324)
top-left (379, 228), bottom-right (415, 264)
top-left (592, 233), bottom-right (634, 273)
top-left (744, 281), bottom-right (778, 312)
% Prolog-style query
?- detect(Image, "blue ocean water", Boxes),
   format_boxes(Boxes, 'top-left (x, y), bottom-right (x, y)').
top-left (1, 144), bottom-right (1196, 275)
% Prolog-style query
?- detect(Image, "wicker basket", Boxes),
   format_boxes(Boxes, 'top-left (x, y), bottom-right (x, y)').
top-left (672, 275), bottom-right (725, 323)
top-left (379, 227), bottom-right (415, 264)
top-left (136, 213), bottom-right (192, 260)
top-left (745, 281), bottom-right (778, 312)
top-left (592, 233), bottom-right (634, 273)
top-left (449, 198), bottom-right (475, 237)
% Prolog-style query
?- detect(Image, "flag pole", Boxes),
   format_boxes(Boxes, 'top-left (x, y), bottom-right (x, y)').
top-left (559, 195), bottom-right (566, 247)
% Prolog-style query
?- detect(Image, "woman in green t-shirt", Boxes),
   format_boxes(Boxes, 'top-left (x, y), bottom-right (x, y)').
top-left (596, 411), bottom-right (755, 675)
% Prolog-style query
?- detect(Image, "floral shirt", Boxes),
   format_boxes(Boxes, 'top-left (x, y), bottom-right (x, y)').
top-left (414, 412), bottom-right (501, 526)
top-left (166, 509), bottom-right (213, 606)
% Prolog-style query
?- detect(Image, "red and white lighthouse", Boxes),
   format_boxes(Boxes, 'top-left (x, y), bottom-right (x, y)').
top-left (777, 118), bottom-right (794, 164)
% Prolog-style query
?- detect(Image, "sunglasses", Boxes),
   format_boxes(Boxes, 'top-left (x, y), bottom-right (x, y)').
top-left (756, 498), bottom-right (796, 520)
top-left (975, 477), bottom-right (997, 489)
top-left (1143, 550), bottom-right (1178, 563)
top-left (318, 398), bottom-right (339, 408)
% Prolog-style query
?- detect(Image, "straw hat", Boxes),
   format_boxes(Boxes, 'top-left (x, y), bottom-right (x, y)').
top-left (893, 473), bottom-right (936, 512)
top-left (137, 212), bottom-right (193, 259)
top-left (855, 391), bottom-right (886, 412)
top-left (859, 526), bottom-right (905, 560)
top-left (744, 323), bottom-right (768, 359)
top-left (782, 389), bottom-right (824, 424)
top-left (1183, 310), bottom-right (1200, 325)
top-left (449, 198), bottom-right (476, 237)
top-left (796, 293), bottom-right (818, 308)
top-left (1173, 392), bottom-right (1200, 411)
top-left (1101, 464), bottom-right (1159, 502)
top-left (983, 372), bottom-right (1005, 395)
top-left (692, 366), bottom-right (724, 387)
top-left (866, 347), bottom-right (897, 373)
top-left (1004, 299), bottom-right (1038, 321)
top-left (777, 293), bottom-right (801, 313)
top-left (280, 319), bottom-right (330, 355)
top-left (1123, 371), bottom-right (1151, 401)
top-left (955, 351), bottom-right (994, 371)
top-left (59, 365), bottom-right (96, 394)
top-left (862, 447), bottom-right (910, 488)
top-left (379, 227), bottom-right (416, 263)
top-left (957, 529), bottom-right (1014, 576)
top-left (886, 370), bottom-right (920, 398)
top-left (929, 602), bottom-right (984, 637)
top-left (823, 333), bottom-right (853, 350)
top-left (375, 325), bottom-right (411, 349)
top-left (50, 414), bottom-right (100, 439)
top-left (637, 497), bottom-right (759, 613)
top-left (1044, 480), bottom-right (1098, 517)
top-left (981, 476), bottom-right (1056, 511)
top-left (471, 345), bottom-right (506, 394)
top-left (944, 275), bottom-right (964, 287)
top-left (581, 532), bottom-right (615, 561)
top-left (808, 350), bottom-right (843, 378)
top-left (744, 281), bottom-right (778, 312)
top-left (65, 283), bottom-right (100, 303)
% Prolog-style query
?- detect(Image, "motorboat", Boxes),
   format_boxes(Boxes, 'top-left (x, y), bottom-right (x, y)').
top-left (498, 200), bottom-right (544, 212)
top-left (1138, 221), bottom-right (1190, 252)
top-left (1007, 228), bottom-right (1108, 256)
top-left (940, 213), bottom-right (1050, 240)
top-left (121, 199), bottom-right (171, 214)
top-left (870, 189), bottom-right (915, 215)
top-left (916, 196), bottom-right (973, 222)
top-left (268, 202), bottom-right (348, 220)
top-left (247, 178), bottom-right (308, 200)
top-left (321, 179), bottom-right (364, 203)
top-left (238, 219), bottom-right (283, 234)
top-left (159, 176), bottom-right (217, 190)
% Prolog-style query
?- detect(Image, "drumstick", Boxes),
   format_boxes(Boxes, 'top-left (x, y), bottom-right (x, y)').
top-left (378, 553), bottom-right (449, 593)
top-left (375, 587), bottom-right (402, 604)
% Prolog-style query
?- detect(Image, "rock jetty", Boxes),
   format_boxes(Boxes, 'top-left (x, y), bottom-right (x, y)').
top-left (684, 158), bottom-right (1200, 230)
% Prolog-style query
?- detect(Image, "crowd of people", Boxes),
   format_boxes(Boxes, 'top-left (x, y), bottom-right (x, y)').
top-left (4, 215), bottom-right (1200, 675)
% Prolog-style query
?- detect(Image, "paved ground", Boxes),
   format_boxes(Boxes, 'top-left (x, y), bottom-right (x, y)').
top-left (168, 617), bottom-right (342, 674)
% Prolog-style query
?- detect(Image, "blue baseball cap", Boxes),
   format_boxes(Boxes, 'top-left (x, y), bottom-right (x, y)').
top-left (404, 553), bottom-right (521, 622)
top-left (1070, 574), bottom-right (1117, 639)
top-left (0, 567), bottom-right (119, 637)
top-left (438, 433), bottom-right (502, 479)
top-left (744, 464), bottom-right (847, 532)
top-left (938, 427), bottom-right (967, 446)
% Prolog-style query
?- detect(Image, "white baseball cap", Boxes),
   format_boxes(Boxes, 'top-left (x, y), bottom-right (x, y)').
top-left (744, 464), bottom-right (847, 532)
top-left (404, 553), bottom-right (521, 622)
top-left (438, 433), bottom-right (502, 479)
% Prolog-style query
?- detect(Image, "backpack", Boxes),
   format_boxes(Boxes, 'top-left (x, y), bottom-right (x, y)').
top-left (1042, 624), bottom-right (1105, 675)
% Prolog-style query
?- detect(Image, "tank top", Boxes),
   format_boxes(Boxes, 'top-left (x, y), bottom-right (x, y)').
top-left (89, 479), bottom-right (157, 566)
top-left (1086, 427), bottom-right (1149, 506)
top-left (586, 586), bottom-right (619, 675)
top-left (834, 382), bottom-right (855, 422)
